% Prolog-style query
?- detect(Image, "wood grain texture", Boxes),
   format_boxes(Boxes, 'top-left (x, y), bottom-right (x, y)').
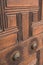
top-left (22, 13), bottom-right (29, 40)
top-left (42, 0), bottom-right (43, 19)
top-left (0, 33), bottom-right (43, 65)
top-left (40, 49), bottom-right (43, 65)
top-left (32, 21), bottom-right (43, 35)
top-left (0, 0), bottom-right (43, 65)
top-left (4, 0), bottom-right (38, 7)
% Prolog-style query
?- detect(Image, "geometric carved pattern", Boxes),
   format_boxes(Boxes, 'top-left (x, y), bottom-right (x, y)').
top-left (0, 0), bottom-right (43, 65)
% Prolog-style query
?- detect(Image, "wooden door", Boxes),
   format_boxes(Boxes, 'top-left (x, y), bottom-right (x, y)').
top-left (0, 0), bottom-right (43, 65)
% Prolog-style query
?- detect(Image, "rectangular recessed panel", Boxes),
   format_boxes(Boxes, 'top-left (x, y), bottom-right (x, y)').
top-left (0, 34), bottom-right (17, 50)
top-left (32, 22), bottom-right (43, 35)
top-left (22, 13), bottom-right (29, 40)
top-left (33, 26), bottom-right (43, 35)
top-left (6, 14), bottom-right (17, 28)
top-left (6, 0), bottom-right (38, 7)
top-left (33, 12), bottom-right (39, 22)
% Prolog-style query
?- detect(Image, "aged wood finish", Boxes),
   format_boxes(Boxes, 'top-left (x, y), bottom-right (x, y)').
top-left (0, 33), bottom-right (43, 65)
top-left (0, 0), bottom-right (43, 65)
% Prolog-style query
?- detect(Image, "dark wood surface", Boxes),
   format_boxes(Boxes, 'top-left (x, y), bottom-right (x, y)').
top-left (0, 0), bottom-right (43, 65)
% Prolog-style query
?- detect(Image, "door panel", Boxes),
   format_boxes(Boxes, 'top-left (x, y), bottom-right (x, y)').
top-left (4, 0), bottom-right (38, 7)
top-left (0, 34), bottom-right (17, 50)
top-left (32, 21), bottom-right (43, 35)
top-left (5, 14), bottom-right (17, 28)
top-left (0, 45), bottom-right (37, 65)
top-left (0, 0), bottom-right (43, 65)
top-left (0, 33), bottom-right (43, 65)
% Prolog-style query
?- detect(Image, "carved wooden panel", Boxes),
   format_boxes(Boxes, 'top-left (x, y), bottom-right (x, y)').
top-left (4, 0), bottom-right (38, 7)
top-left (32, 21), bottom-right (43, 35)
top-left (0, 33), bottom-right (43, 65)
top-left (0, 0), bottom-right (43, 65)
top-left (0, 34), bottom-right (17, 50)
top-left (0, 45), bottom-right (37, 65)
top-left (5, 14), bottom-right (17, 28)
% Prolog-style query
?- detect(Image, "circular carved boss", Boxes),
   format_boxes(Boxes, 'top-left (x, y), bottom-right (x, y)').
top-left (29, 38), bottom-right (38, 54)
top-left (6, 46), bottom-right (23, 65)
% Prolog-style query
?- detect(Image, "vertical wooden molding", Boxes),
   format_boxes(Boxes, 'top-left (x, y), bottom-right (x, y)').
top-left (36, 50), bottom-right (40, 65)
top-left (16, 13), bottom-right (23, 41)
top-left (40, 49), bottom-right (43, 65)
top-left (4, 14), bottom-right (8, 29)
top-left (4, 0), bottom-right (7, 7)
top-left (33, 12), bottom-right (39, 22)
top-left (22, 13), bottom-right (29, 40)
top-left (0, 0), bottom-right (3, 31)
top-left (0, 14), bottom-right (2, 31)
top-left (29, 12), bottom-right (33, 37)
top-left (1, 0), bottom-right (5, 31)
top-left (0, 14), bottom-right (1, 30)
top-left (38, 0), bottom-right (42, 21)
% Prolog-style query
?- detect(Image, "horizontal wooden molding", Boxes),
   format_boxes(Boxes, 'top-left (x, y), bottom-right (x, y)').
top-left (0, 32), bottom-right (43, 53)
top-left (0, 27), bottom-right (18, 38)
top-left (32, 21), bottom-right (43, 28)
top-left (5, 6), bottom-right (39, 14)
